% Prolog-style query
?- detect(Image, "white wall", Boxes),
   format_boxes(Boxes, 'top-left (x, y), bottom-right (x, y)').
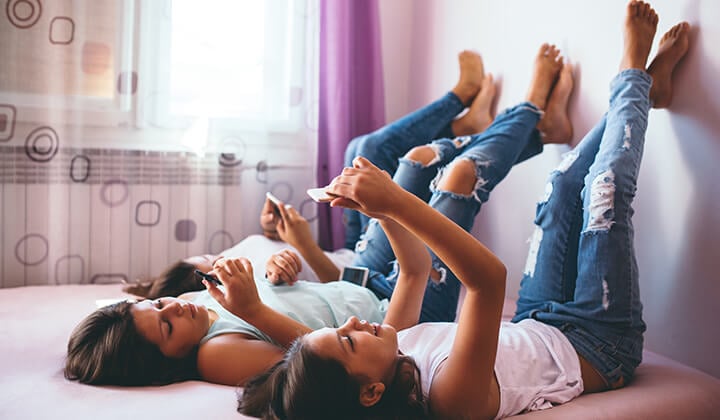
top-left (380, 0), bottom-right (720, 379)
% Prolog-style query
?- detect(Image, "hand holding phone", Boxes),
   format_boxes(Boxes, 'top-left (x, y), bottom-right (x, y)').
top-left (266, 192), bottom-right (283, 216)
top-left (307, 187), bottom-right (337, 203)
top-left (195, 269), bottom-right (222, 286)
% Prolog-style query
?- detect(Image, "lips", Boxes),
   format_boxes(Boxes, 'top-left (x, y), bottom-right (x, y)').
top-left (187, 303), bottom-right (197, 319)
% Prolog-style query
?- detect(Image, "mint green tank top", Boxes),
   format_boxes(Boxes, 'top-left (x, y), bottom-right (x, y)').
top-left (193, 280), bottom-right (388, 346)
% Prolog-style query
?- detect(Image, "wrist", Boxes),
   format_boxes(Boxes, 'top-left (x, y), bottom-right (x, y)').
top-left (238, 301), bottom-right (269, 321)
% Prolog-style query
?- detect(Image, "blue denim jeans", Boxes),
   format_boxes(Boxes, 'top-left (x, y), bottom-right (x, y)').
top-left (343, 92), bottom-right (463, 249)
top-left (354, 102), bottom-right (544, 322)
top-left (512, 69), bottom-right (650, 387)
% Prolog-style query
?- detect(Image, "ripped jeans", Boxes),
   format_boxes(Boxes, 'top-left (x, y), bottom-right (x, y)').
top-left (343, 92), bottom-right (462, 250)
top-left (512, 70), bottom-right (650, 387)
top-left (353, 102), bottom-right (544, 322)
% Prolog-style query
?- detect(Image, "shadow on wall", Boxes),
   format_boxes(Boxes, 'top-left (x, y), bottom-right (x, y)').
top-left (638, 13), bottom-right (720, 378)
top-left (668, 21), bottom-right (720, 376)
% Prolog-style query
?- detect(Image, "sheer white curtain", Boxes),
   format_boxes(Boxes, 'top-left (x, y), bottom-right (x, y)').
top-left (0, 0), bottom-right (319, 287)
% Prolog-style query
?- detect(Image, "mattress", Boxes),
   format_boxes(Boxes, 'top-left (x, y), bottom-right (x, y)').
top-left (2, 284), bottom-right (719, 419)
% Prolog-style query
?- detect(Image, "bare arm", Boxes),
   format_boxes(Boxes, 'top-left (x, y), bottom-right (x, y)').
top-left (329, 157), bottom-right (506, 417)
top-left (377, 218), bottom-right (431, 331)
top-left (196, 334), bottom-right (284, 386)
top-left (207, 257), bottom-right (312, 348)
top-left (275, 203), bottom-right (341, 283)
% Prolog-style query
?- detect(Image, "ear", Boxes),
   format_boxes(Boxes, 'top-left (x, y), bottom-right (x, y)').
top-left (358, 381), bottom-right (386, 407)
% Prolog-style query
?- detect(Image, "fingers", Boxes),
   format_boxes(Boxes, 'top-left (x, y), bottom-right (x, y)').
top-left (329, 196), bottom-right (360, 210)
top-left (266, 250), bottom-right (301, 285)
top-left (211, 257), bottom-right (253, 282)
top-left (239, 257), bottom-right (254, 279)
top-left (276, 201), bottom-right (300, 223)
top-left (273, 251), bottom-right (299, 284)
top-left (203, 278), bottom-right (226, 304)
top-left (352, 156), bottom-right (373, 169)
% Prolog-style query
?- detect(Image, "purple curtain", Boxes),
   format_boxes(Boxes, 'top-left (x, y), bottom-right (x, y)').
top-left (317, 0), bottom-right (386, 250)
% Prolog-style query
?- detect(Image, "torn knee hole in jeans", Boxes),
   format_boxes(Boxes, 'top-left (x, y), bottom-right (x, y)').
top-left (431, 157), bottom-right (490, 203)
top-left (430, 264), bottom-right (447, 285)
top-left (585, 170), bottom-right (616, 232)
top-left (404, 144), bottom-right (443, 168)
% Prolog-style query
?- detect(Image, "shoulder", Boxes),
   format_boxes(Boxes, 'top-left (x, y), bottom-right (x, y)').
top-left (197, 334), bottom-right (284, 386)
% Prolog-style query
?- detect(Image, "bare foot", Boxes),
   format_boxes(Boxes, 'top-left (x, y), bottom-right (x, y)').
top-left (452, 74), bottom-right (496, 135)
top-left (451, 50), bottom-right (485, 105)
top-left (620, 0), bottom-right (658, 71)
top-left (537, 63), bottom-right (574, 144)
top-left (647, 22), bottom-right (690, 108)
top-left (525, 43), bottom-right (563, 110)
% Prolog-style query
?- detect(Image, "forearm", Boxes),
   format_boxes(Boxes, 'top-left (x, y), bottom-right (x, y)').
top-left (240, 303), bottom-right (312, 348)
top-left (379, 218), bottom-right (429, 329)
top-left (378, 219), bottom-right (430, 278)
top-left (294, 243), bottom-right (341, 282)
top-left (388, 190), bottom-right (506, 295)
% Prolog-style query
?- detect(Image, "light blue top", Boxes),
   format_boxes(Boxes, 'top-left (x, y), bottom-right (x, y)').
top-left (193, 280), bottom-right (388, 346)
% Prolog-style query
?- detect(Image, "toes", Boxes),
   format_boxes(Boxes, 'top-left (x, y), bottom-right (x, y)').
top-left (538, 43), bottom-right (550, 57)
top-left (628, 1), bottom-right (639, 18)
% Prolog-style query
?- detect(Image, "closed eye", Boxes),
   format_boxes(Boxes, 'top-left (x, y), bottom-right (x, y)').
top-left (345, 335), bottom-right (354, 351)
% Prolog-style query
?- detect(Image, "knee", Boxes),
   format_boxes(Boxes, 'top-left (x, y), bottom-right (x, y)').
top-left (403, 145), bottom-right (438, 166)
top-left (435, 158), bottom-right (476, 195)
top-left (344, 135), bottom-right (366, 165)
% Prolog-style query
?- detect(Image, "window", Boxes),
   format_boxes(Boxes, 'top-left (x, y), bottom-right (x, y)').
top-left (139, 0), bottom-right (309, 132)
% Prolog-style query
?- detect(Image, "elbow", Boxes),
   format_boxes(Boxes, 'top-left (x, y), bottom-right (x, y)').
top-left (491, 259), bottom-right (507, 292)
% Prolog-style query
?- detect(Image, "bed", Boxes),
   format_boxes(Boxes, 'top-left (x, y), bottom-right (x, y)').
top-left (2, 284), bottom-right (719, 419)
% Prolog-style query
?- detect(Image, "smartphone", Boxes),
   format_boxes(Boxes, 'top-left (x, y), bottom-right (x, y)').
top-left (340, 266), bottom-right (369, 287)
top-left (266, 191), bottom-right (282, 216)
top-left (306, 187), bottom-right (336, 203)
top-left (194, 269), bottom-right (222, 286)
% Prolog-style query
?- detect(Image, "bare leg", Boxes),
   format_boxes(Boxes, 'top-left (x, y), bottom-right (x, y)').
top-left (451, 50), bottom-right (485, 105)
top-left (647, 22), bottom-right (690, 108)
top-left (452, 74), bottom-right (496, 135)
top-left (537, 63), bottom-right (574, 144)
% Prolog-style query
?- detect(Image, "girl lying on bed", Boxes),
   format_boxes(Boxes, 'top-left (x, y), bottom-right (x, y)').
top-left (64, 45), bottom-right (577, 387)
top-left (237, 3), bottom-right (690, 418)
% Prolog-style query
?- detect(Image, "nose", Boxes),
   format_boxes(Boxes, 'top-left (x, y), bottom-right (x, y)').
top-left (160, 300), bottom-right (185, 317)
top-left (338, 316), bottom-right (359, 332)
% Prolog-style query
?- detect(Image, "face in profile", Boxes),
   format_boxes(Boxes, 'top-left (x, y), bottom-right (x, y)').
top-left (305, 316), bottom-right (399, 383)
top-left (131, 297), bottom-right (212, 358)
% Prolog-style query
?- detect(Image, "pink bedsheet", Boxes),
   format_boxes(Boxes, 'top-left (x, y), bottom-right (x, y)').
top-left (2, 285), bottom-right (718, 419)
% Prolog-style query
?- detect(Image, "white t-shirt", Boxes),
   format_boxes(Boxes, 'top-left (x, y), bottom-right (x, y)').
top-left (220, 234), bottom-right (355, 283)
top-left (398, 319), bottom-right (584, 418)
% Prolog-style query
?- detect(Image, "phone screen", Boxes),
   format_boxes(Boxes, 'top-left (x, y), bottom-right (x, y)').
top-left (341, 267), bottom-right (368, 287)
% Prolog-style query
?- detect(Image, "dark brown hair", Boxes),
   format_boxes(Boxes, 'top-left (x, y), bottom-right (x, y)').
top-left (239, 337), bottom-right (427, 420)
top-left (123, 261), bottom-right (201, 299)
top-left (64, 300), bottom-right (199, 386)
